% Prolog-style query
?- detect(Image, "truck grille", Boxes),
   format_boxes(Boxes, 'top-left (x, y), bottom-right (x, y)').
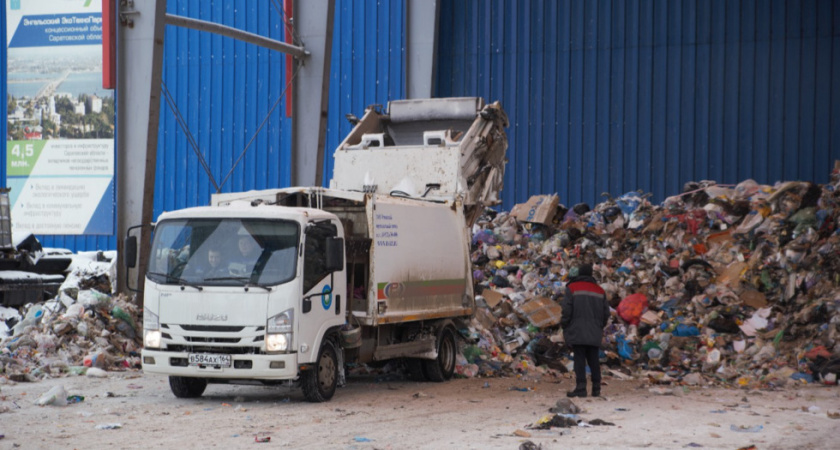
top-left (159, 323), bottom-right (265, 354)
top-left (166, 345), bottom-right (260, 354)
top-left (180, 325), bottom-right (245, 332)
top-left (184, 336), bottom-right (240, 344)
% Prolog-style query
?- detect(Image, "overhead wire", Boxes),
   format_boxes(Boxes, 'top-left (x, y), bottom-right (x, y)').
top-left (218, 62), bottom-right (302, 192)
top-left (270, 0), bottom-right (299, 45)
top-left (162, 1), bottom-right (302, 195)
top-left (160, 81), bottom-right (221, 193)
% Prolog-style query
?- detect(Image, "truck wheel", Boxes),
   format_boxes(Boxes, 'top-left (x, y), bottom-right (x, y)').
top-left (422, 327), bottom-right (457, 382)
top-left (302, 340), bottom-right (338, 402)
top-left (404, 358), bottom-right (428, 381)
top-left (169, 376), bottom-right (207, 398)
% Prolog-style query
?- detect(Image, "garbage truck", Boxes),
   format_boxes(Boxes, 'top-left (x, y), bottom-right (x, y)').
top-left (127, 97), bottom-right (508, 401)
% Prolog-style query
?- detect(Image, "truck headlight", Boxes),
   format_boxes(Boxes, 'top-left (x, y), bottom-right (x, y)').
top-left (266, 333), bottom-right (289, 352)
top-left (144, 330), bottom-right (162, 348)
top-left (267, 309), bottom-right (293, 333)
top-left (144, 309), bottom-right (159, 329)
top-left (143, 309), bottom-right (161, 348)
top-left (266, 309), bottom-right (293, 352)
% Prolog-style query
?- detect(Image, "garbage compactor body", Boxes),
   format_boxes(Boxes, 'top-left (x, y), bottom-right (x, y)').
top-left (138, 97), bottom-right (509, 401)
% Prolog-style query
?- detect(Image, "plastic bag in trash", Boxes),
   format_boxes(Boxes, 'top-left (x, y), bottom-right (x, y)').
top-left (36, 385), bottom-right (68, 406)
top-left (617, 293), bottom-right (648, 325)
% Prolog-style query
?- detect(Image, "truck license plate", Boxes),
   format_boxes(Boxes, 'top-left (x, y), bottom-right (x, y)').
top-left (188, 353), bottom-right (232, 367)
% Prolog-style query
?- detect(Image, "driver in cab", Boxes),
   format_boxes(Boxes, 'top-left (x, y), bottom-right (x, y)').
top-left (200, 248), bottom-right (230, 278)
top-left (230, 236), bottom-right (260, 276)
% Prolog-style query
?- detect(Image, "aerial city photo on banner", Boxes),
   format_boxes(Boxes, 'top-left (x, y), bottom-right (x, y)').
top-left (5, 0), bottom-right (114, 235)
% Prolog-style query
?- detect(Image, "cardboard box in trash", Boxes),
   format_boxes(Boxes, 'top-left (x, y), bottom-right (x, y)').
top-left (516, 296), bottom-right (563, 328)
top-left (511, 194), bottom-right (559, 225)
top-left (482, 289), bottom-right (505, 309)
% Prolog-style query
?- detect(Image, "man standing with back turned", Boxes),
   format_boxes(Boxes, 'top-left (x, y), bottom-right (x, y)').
top-left (561, 263), bottom-right (610, 397)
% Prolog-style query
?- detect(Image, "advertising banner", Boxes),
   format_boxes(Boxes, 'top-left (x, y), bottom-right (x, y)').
top-left (5, 0), bottom-right (114, 235)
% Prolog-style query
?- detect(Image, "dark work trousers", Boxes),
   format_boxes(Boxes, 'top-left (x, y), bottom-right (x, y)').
top-left (572, 345), bottom-right (601, 388)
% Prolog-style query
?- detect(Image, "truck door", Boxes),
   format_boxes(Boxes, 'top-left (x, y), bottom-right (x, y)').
top-left (299, 221), bottom-right (345, 359)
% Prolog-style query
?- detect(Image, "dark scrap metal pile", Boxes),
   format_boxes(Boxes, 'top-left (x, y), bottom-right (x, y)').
top-left (458, 169), bottom-right (840, 388)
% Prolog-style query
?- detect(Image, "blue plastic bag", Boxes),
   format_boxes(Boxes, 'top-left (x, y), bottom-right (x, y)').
top-left (616, 335), bottom-right (635, 360)
top-left (673, 324), bottom-right (700, 337)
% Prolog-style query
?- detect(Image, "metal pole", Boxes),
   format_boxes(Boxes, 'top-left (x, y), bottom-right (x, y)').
top-left (164, 13), bottom-right (307, 58)
top-left (406, 0), bottom-right (440, 99)
top-left (291, 0), bottom-right (334, 187)
top-left (116, 0), bottom-right (167, 298)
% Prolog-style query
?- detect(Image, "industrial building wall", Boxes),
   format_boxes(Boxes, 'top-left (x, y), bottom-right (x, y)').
top-left (2, 0), bottom-right (404, 252)
top-left (437, 0), bottom-right (840, 209)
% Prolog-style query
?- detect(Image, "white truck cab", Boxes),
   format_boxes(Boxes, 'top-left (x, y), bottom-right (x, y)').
top-left (140, 203), bottom-right (346, 400)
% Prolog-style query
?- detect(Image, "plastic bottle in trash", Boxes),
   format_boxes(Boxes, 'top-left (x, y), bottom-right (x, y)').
top-left (26, 304), bottom-right (44, 322)
top-left (12, 304), bottom-right (45, 335)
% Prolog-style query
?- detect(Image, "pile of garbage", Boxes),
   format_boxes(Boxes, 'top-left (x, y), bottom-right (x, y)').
top-left (459, 169), bottom-right (840, 388)
top-left (0, 252), bottom-right (141, 381)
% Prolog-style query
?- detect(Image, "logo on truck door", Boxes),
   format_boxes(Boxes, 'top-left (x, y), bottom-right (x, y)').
top-left (382, 282), bottom-right (405, 299)
top-left (321, 284), bottom-right (332, 310)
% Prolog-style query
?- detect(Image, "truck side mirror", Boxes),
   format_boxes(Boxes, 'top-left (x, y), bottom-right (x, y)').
top-left (125, 235), bottom-right (138, 269)
top-left (325, 237), bottom-right (344, 272)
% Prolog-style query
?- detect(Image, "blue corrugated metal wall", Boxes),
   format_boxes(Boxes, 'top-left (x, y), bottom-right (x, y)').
top-left (437, 0), bottom-right (840, 209)
top-left (155, 0), bottom-right (290, 217)
top-left (155, 0), bottom-right (406, 217)
top-left (323, 0), bottom-right (405, 178)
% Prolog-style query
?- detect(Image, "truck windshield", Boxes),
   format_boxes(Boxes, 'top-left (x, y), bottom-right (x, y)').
top-left (148, 218), bottom-right (299, 287)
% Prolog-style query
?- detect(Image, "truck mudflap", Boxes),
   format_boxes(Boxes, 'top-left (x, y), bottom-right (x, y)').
top-left (141, 349), bottom-right (299, 380)
top-left (373, 336), bottom-right (437, 361)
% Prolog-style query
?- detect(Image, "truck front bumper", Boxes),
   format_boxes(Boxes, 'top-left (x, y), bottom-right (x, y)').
top-left (141, 349), bottom-right (299, 380)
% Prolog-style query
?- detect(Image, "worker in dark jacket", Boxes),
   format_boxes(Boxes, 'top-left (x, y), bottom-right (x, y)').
top-left (561, 263), bottom-right (610, 397)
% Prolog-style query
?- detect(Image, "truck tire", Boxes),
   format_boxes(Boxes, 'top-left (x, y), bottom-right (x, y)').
top-left (404, 358), bottom-right (428, 381)
top-left (302, 340), bottom-right (338, 402)
top-left (169, 376), bottom-right (207, 398)
top-left (422, 326), bottom-right (457, 382)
